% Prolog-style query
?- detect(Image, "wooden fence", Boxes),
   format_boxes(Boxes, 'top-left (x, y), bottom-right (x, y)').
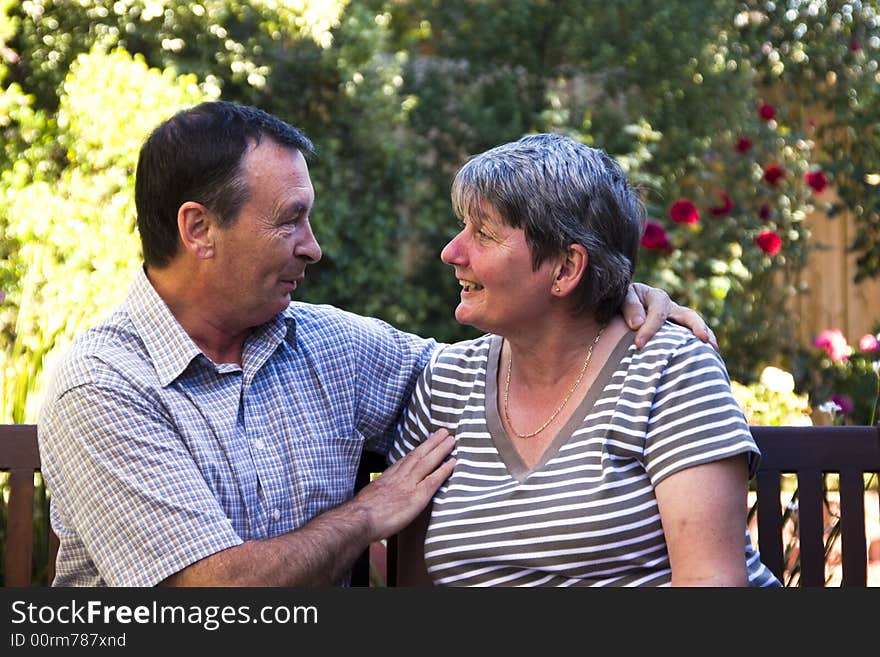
top-left (795, 196), bottom-right (880, 348)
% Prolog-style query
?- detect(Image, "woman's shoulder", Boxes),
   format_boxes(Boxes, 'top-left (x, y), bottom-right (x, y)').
top-left (434, 333), bottom-right (495, 360)
top-left (635, 321), bottom-right (719, 359)
top-left (428, 334), bottom-right (496, 374)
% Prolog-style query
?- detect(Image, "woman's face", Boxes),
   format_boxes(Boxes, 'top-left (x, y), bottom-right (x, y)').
top-left (440, 203), bottom-right (557, 335)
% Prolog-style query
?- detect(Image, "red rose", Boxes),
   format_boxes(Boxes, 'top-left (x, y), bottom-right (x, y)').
top-left (641, 221), bottom-right (671, 251)
top-left (668, 198), bottom-right (700, 224)
top-left (763, 164), bottom-right (784, 186)
top-left (709, 192), bottom-right (733, 216)
top-left (735, 137), bottom-right (753, 154)
top-left (756, 230), bottom-right (782, 255)
top-left (759, 103), bottom-right (776, 120)
top-left (805, 170), bottom-right (828, 193)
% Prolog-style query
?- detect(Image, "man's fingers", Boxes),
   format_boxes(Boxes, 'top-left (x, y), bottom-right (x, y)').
top-left (386, 428), bottom-right (454, 480)
top-left (621, 283), bottom-right (647, 330)
top-left (421, 455), bottom-right (457, 491)
top-left (626, 282), bottom-right (718, 351)
top-left (668, 306), bottom-right (718, 351)
top-left (632, 284), bottom-right (670, 349)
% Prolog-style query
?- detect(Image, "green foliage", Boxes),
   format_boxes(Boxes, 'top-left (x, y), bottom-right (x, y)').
top-left (1, 0), bottom-right (879, 426)
top-left (1, 44), bottom-right (207, 421)
top-left (736, 0), bottom-right (880, 282)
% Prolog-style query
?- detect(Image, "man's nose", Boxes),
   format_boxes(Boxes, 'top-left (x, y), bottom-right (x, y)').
top-left (298, 223), bottom-right (322, 263)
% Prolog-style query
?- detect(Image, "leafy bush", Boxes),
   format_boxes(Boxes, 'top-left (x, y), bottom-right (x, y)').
top-left (732, 366), bottom-right (813, 426)
top-left (792, 327), bottom-right (880, 426)
top-left (2, 0), bottom-right (879, 423)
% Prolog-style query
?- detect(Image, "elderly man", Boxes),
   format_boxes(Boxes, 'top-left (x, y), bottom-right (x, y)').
top-left (38, 101), bottom-right (712, 586)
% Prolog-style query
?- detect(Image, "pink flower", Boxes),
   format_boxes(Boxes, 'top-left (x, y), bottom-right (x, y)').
top-left (641, 221), bottom-right (671, 251)
top-left (805, 170), bottom-right (828, 193)
top-left (736, 137), bottom-right (753, 154)
top-left (858, 333), bottom-right (879, 351)
top-left (709, 192), bottom-right (733, 216)
top-left (759, 103), bottom-right (776, 121)
top-left (851, 40), bottom-right (861, 52)
top-left (764, 164), bottom-right (785, 186)
top-left (668, 199), bottom-right (700, 224)
top-left (755, 230), bottom-right (782, 255)
top-left (831, 394), bottom-right (853, 416)
top-left (815, 328), bottom-right (851, 362)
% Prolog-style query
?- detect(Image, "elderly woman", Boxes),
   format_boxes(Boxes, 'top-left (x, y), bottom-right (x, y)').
top-left (390, 134), bottom-right (780, 587)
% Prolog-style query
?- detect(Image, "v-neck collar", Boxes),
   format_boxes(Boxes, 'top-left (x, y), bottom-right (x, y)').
top-left (484, 330), bottom-right (635, 483)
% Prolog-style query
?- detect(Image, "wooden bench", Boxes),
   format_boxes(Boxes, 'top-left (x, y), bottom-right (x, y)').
top-left (751, 425), bottom-right (880, 586)
top-left (4, 424), bottom-right (878, 587)
top-left (0, 424), bottom-right (57, 586)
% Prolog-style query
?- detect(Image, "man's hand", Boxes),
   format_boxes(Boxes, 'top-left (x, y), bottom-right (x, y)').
top-left (353, 429), bottom-right (456, 543)
top-left (161, 429), bottom-right (455, 587)
top-left (621, 282), bottom-right (717, 350)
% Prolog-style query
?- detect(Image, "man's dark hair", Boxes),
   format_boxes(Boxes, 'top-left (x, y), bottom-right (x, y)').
top-left (135, 101), bottom-right (314, 267)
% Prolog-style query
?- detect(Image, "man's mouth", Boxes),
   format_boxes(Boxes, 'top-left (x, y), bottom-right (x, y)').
top-left (459, 279), bottom-right (484, 292)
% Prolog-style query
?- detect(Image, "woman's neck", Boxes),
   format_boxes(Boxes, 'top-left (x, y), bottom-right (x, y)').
top-left (502, 314), bottom-right (626, 389)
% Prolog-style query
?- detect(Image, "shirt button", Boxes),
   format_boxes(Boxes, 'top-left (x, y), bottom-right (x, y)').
top-left (272, 509), bottom-right (281, 521)
top-left (255, 439), bottom-right (265, 450)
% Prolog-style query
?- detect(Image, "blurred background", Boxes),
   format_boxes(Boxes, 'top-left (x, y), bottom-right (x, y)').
top-left (2, 0), bottom-right (879, 427)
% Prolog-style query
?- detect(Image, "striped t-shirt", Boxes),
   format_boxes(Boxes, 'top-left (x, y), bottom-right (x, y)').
top-left (390, 322), bottom-right (780, 587)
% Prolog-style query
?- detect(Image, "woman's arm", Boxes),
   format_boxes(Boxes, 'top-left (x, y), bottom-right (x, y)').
top-left (654, 454), bottom-right (750, 587)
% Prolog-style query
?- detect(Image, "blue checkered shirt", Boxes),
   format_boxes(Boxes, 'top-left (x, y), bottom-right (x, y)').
top-left (38, 267), bottom-right (436, 586)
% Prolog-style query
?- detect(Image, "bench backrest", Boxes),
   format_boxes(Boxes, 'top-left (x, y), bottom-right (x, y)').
top-left (751, 425), bottom-right (880, 587)
top-left (0, 424), bottom-right (58, 586)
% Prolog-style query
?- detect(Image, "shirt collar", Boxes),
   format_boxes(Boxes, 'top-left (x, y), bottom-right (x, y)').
top-left (123, 267), bottom-right (297, 387)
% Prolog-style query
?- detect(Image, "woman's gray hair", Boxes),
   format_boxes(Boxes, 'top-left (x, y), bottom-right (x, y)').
top-left (450, 133), bottom-right (645, 323)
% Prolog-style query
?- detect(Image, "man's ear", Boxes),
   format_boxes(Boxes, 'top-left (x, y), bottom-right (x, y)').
top-left (177, 202), bottom-right (216, 259)
top-left (552, 244), bottom-right (588, 296)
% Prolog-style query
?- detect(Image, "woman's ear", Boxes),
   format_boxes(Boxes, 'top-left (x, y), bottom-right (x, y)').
top-left (177, 201), bottom-right (216, 259)
top-left (552, 244), bottom-right (588, 296)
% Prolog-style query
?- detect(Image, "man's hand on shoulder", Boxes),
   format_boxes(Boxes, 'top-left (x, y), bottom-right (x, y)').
top-left (621, 282), bottom-right (717, 350)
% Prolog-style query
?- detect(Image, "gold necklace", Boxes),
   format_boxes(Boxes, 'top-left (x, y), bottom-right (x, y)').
top-left (503, 325), bottom-right (606, 439)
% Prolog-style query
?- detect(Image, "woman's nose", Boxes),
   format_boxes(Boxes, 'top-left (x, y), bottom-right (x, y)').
top-left (441, 230), bottom-right (465, 265)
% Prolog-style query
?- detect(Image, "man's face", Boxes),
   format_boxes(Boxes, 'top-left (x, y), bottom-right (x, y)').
top-left (211, 139), bottom-right (321, 327)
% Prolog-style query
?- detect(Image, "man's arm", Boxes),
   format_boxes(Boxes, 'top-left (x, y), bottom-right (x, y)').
top-left (162, 429), bottom-right (455, 586)
top-left (42, 371), bottom-right (454, 587)
top-left (621, 282), bottom-right (717, 350)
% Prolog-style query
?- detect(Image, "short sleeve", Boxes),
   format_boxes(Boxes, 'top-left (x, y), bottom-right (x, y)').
top-left (39, 377), bottom-right (243, 586)
top-left (388, 351), bottom-right (438, 465)
top-left (342, 311), bottom-right (436, 455)
top-left (642, 339), bottom-right (760, 486)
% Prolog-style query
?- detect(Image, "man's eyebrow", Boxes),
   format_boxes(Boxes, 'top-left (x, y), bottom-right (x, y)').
top-left (272, 200), bottom-right (311, 221)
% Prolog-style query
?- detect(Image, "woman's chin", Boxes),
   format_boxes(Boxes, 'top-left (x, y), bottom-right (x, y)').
top-left (454, 306), bottom-right (486, 332)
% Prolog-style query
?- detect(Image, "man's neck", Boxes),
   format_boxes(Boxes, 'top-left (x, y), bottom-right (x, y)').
top-left (145, 265), bottom-right (248, 366)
